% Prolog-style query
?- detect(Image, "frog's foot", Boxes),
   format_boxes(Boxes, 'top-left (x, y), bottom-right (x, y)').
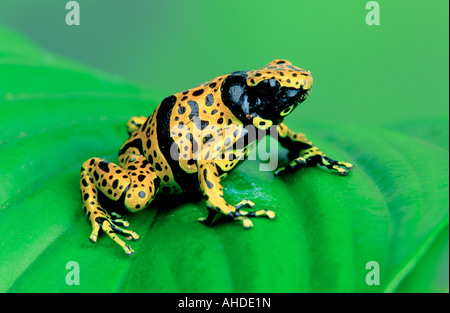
top-left (229, 200), bottom-right (275, 229)
top-left (274, 147), bottom-right (354, 177)
top-left (198, 199), bottom-right (275, 228)
top-left (317, 156), bottom-right (354, 176)
top-left (198, 162), bottom-right (275, 229)
top-left (89, 211), bottom-right (140, 255)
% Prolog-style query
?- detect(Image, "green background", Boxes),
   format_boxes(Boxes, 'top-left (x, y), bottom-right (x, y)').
top-left (0, 0), bottom-right (448, 293)
top-left (1, 0), bottom-right (448, 124)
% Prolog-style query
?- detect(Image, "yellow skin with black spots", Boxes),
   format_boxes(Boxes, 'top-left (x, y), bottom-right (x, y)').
top-left (80, 59), bottom-right (354, 255)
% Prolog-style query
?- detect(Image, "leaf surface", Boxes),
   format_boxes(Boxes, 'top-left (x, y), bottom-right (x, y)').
top-left (0, 26), bottom-right (448, 293)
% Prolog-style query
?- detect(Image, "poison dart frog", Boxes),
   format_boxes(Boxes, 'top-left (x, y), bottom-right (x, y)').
top-left (80, 59), bottom-right (354, 255)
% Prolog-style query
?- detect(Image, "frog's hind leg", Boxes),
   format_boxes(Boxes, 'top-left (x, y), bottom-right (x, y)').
top-left (80, 164), bottom-right (138, 255)
top-left (80, 155), bottom-right (159, 255)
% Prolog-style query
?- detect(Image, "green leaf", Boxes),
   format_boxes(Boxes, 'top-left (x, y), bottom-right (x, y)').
top-left (1, 25), bottom-right (448, 293)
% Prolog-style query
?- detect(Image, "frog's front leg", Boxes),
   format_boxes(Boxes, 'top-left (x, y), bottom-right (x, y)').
top-left (273, 123), bottom-right (354, 176)
top-left (197, 161), bottom-right (275, 228)
top-left (80, 155), bottom-right (159, 255)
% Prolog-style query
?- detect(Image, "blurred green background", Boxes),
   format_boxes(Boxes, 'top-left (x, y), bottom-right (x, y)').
top-left (0, 0), bottom-right (448, 124)
top-left (0, 0), bottom-right (448, 293)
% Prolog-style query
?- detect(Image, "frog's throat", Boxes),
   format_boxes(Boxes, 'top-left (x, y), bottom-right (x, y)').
top-left (252, 116), bottom-right (273, 130)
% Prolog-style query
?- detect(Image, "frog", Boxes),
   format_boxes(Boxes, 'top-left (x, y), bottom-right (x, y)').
top-left (80, 59), bottom-right (354, 255)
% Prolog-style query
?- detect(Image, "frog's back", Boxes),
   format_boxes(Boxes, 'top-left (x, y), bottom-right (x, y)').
top-left (120, 73), bottom-right (245, 194)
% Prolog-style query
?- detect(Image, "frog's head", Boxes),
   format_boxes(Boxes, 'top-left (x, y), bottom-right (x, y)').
top-left (221, 59), bottom-right (312, 130)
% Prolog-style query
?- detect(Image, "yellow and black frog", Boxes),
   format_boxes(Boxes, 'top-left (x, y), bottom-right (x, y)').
top-left (80, 59), bottom-right (354, 254)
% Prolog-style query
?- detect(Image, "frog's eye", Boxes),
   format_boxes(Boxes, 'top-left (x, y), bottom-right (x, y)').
top-left (280, 105), bottom-right (294, 116)
top-left (253, 78), bottom-right (280, 96)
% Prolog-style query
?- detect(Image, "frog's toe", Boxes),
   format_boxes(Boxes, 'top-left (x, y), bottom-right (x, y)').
top-left (197, 216), bottom-right (209, 224)
top-left (229, 207), bottom-right (276, 228)
top-left (242, 217), bottom-right (254, 229)
top-left (265, 210), bottom-right (276, 219)
top-left (110, 212), bottom-right (130, 227)
top-left (109, 221), bottom-right (140, 241)
top-left (339, 161), bottom-right (354, 170)
top-left (102, 221), bottom-right (135, 255)
top-left (89, 223), bottom-right (100, 244)
top-left (336, 167), bottom-right (349, 176)
top-left (273, 167), bottom-right (285, 177)
top-left (229, 214), bottom-right (254, 229)
top-left (234, 199), bottom-right (255, 209)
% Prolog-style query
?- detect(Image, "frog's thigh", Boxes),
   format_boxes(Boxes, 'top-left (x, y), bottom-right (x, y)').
top-left (80, 157), bottom-right (144, 255)
top-left (82, 156), bottom-right (159, 213)
top-left (122, 155), bottom-right (160, 212)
